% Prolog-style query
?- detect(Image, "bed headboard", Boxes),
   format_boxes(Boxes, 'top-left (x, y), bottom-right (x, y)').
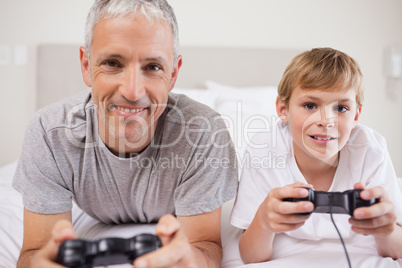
top-left (37, 44), bottom-right (302, 109)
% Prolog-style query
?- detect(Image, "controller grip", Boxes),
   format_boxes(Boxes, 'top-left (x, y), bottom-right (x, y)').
top-left (57, 234), bottom-right (162, 268)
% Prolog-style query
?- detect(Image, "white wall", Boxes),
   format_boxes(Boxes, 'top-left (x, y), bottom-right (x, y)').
top-left (1, 0), bottom-right (402, 176)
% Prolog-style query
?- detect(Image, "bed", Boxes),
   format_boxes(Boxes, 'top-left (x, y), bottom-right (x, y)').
top-left (1, 45), bottom-right (402, 268)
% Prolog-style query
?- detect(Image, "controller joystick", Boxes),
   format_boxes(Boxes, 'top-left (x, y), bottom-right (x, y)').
top-left (284, 188), bottom-right (378, 216)
top-left (57, 233), bottom-right (162, 268)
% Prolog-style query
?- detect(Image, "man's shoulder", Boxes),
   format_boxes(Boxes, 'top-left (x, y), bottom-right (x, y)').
top-left (166, 92), bottom-right (221, 127)
top-left (33, 89), bottom-right (94, 133)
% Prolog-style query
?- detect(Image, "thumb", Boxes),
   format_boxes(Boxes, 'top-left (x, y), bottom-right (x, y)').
top-left (45, 220), bottom-right (77, 261)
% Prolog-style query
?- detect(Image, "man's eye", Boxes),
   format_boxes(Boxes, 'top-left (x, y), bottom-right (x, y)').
top-left (146, 64), bottom-right (162, 71)
top-left (103, 60), bottom-right (119, 68)
top-left (304, 103), bottom-right (316, 110)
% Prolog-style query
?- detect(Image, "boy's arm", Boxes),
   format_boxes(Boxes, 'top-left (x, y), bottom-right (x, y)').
top-left (375, 224), bottom-right (402, 259)
top-left (350, 183), bottom-right (402, 259)
top-left (239, 183), bottom-right (314, 264)
top-left (17, 208), bottom-right (74, 268)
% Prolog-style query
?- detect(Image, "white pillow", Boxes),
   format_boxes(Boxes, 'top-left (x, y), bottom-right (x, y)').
top-left (172, 88), bottom-right (218, 110)
top-left (205, 80), bottom-right (279, 156)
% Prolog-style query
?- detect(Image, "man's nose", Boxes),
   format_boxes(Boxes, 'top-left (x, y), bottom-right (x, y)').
top-left (119, 67), bottom-right (146, 101)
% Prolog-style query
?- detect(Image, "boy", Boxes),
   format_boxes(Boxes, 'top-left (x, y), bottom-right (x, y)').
top-left (230, 48), bottom-right (402, 265)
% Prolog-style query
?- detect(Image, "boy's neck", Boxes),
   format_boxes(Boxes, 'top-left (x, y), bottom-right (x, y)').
top-left (293, 141), bottom-right (339, 191)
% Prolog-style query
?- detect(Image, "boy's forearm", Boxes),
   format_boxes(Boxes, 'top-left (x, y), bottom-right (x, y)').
top-left (239, 211), bottom-right (275, 264)
top-left (375, 223), bottom-right (402, 259)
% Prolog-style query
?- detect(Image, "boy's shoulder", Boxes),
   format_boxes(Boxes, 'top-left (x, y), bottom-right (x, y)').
top-left (348, 124), bottom-right (386, 147)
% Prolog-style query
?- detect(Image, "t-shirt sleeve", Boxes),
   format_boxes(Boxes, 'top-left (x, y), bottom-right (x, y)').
top-left (229, 147), bottom-right (272, 230)
top-left (173, 114), bottom-right (238, 216)
top-left (12, 113), bottom-right (73, 214)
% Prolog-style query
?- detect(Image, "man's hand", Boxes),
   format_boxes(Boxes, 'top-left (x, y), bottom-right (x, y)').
top-left (134, 210), bottom-right (222, 268)
top-left (134, 214), bottom-right (196, 268)
top-left (30, 220), bottom-right (77, 268)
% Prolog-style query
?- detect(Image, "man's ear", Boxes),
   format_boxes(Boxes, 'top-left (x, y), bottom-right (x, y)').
top-left (276, 98), bottom-right (288, 123)
top-left (352, 106), bottom-right (362, 128)
top-left (80, 46), bottom-right (92, 87)
top-left (168, 55), bottom-right (183, 92)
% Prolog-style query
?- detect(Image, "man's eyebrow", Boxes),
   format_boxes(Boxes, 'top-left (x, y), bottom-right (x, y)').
top-left (144, 56), bottom-right (168, 65)
top-left (95, 53), bottom-right (125, 63)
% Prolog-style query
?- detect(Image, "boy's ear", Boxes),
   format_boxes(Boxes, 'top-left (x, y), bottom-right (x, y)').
top-left (80, 46), bottom-right (92, 87)
top-left (352, 106), bottom-right (362, 128)
top-left (276, 98), bottom-right (288, 123)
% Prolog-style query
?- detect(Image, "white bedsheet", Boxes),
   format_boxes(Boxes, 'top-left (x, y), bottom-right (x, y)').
top-left (2, 161), bottom-right (402, 267)
top-left (1, 84), bottom-right (402, 267)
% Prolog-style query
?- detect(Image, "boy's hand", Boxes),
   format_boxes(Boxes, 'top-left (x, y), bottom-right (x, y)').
top-left (257, 182), bottom-right (314, 233)
top-left (349, 182), bottom-right (397, 237)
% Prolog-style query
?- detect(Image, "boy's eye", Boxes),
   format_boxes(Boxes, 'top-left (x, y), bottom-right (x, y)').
top-left (304, 103), bottom-right (316, 110)
top-left (335, 106), bottom-right (348, 113)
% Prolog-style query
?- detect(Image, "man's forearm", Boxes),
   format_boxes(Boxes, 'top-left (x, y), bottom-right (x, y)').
top-left (17, 249), bottom-right (37, 268)
top-left (191, 241), bottom-right (222, 268)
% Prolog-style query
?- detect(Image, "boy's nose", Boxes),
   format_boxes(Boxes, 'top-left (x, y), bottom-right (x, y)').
top-left (317, 106), bottom-right (336, 128)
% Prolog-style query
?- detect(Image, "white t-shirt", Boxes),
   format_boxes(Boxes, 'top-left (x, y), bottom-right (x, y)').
top-left (230, 121), bottom-right (402, 243)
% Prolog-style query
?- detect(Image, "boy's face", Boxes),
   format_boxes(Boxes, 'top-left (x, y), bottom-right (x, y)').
top-left (276, 86), bottom-right (361, 165)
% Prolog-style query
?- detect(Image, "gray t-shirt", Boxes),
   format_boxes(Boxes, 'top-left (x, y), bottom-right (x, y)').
top-left (13, 90), bottom-right (238, 224)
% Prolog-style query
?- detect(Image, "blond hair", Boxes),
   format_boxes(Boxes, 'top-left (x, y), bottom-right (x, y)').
top-left (278, 48), bottom-right (364, 108)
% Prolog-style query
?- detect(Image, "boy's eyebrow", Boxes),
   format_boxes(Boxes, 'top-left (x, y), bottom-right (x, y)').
top-left (302, 95), bottom-right (354, 103)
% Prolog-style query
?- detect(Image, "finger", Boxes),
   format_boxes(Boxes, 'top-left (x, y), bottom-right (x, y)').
top-left (32, 220), bottom-right (77, 267)
top-left (277, 200), bottom-right (314, 215)
top-left (350, 214), bottom-right (397, 230)
top-left (52, 220), bottom-right (77, 244)
top-left (351, 222), bottom-right (396, 236)
top-left (273, 185), bottom-right (312, 200)
top-left (359, 186), bottom-right (389, 202)
top-left (267, 220), bottom-right (306, 233)
top-left (155, 214), bottom-right (181, 246)
top-left (134, 228), bottom-right (191, 268)
top-left (354, 201), bottom-right (394, 220)
top-left (155, 214), bottom-right (181, 237)
top-left (353, 182), bottom-right (365, 190)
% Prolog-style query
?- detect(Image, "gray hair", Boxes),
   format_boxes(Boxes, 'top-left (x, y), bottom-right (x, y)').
top-left (84, 0), bottom-right (179, 63)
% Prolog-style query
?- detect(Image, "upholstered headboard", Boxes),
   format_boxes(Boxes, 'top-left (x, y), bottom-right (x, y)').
top-left (37, 44), bottom-right (302, 109)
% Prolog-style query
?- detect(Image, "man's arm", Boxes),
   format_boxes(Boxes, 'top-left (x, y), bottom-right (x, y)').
top-left (17, 208), bottom-right (73, 268)
top-left (134, 208), bottom-right (222, 268)
top-left (178, 208), bottom-right (222, 267)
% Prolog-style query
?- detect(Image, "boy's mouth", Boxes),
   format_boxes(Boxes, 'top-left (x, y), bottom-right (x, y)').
top-left (309, 135), bottom-right (336, 141)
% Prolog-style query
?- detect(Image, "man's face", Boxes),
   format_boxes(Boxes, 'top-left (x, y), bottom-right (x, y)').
top-left (80, 16), bottom-right (182, 155)
top-left (277, 86), bottom-right (361, 165)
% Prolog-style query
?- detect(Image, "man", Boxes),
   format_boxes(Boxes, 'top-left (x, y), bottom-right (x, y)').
top-left (12, 0), bottom-right (238, 267)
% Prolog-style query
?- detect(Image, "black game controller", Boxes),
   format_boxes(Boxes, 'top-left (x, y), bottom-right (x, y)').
top-left (284, 188), bottom-right (378, 216)
top-left (56, 233), bottom-right (162, 268)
